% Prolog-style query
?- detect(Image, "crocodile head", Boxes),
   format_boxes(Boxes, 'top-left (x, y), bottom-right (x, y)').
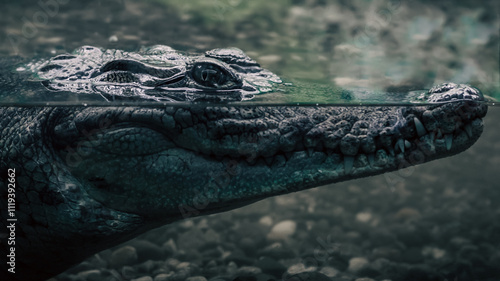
top-left (0, 46), bottom-right (488, 280)
top-left (30, 45), bottom-right (281, 102)
top-left (55, 83), bottom-right (486, 221)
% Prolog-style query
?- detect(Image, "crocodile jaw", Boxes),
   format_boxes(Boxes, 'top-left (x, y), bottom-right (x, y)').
top-left (52, 85), bottom-right (487, 221)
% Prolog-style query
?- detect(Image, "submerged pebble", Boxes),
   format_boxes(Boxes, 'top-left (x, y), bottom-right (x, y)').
top-left (132, 277), bottom-right (153, 281)
top-left (355, 212), bottom-right (372, 223)
top-left (185, 276), bottom-right (208, 281)
top-left (162, 238), bottom-right (178, 256)
top-left (287, 263), bottom-right (317, 275)
top-left (109, 246), bottom-right (138, 268)
top-left (319, 266), bottom-right (339, 277)
top-left (237, 266), bottom-right (262, 275)
top-left (153, 273), bottom-right (172, 281)
top-left (259, 216), bottom-right (273, 226)
top-left (284, 271), bottom-right (333, 281)
top-left (348, 257), bottom-right (370, 274)
top-left (267, 220), bottom-right (297, 240)
top-left (129, 239), bottom-right (165, 262)
top-left (77, 269), bottom-right (102, 281)
top-left (255, 257), bottom-right (287, 277)
top-left (258, 242), bottom-right (295, 260)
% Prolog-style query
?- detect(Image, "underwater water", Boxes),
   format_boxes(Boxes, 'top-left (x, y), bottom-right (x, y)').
top-left (0, 0), bottom-right (499, 280)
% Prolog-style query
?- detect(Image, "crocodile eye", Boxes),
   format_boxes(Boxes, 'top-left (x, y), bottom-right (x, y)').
top-left (191, 61), bottom-right (241, 89)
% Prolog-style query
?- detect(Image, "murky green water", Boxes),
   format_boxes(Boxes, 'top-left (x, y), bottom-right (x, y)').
top-left (0, 0), bottom-right (499, 105)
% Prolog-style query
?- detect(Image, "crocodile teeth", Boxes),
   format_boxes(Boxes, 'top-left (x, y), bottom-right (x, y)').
top-left (404, 140), bottom-right (411, 149)
top-left (445, 134), bottom-right (453, 151)
top-left (414, 117), bottom-right (427, 137)
top-left (344, 156), bottom-right (354, 175)
top-left (464, 124), bottom-right (472, 138)
top-left (396, 139), bottom-right (405, 153)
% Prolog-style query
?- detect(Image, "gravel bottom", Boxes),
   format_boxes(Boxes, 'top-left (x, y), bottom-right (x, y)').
top-left (48, 109), bottom-right (500, 281)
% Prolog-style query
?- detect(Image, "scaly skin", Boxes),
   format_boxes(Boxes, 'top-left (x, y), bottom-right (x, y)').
top-left (0, 47), bottom-right (488, 280)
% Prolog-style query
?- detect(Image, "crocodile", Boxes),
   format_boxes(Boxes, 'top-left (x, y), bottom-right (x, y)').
top-left (0, 46), bottom-right (488, 280)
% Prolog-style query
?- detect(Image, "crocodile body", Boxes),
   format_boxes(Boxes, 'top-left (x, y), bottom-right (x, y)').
top-left (0, 46), bottom-right (488, 280)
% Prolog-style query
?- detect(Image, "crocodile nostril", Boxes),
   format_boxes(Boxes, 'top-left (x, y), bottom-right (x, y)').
top-left (426, 83), bottom-right (484, 103)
